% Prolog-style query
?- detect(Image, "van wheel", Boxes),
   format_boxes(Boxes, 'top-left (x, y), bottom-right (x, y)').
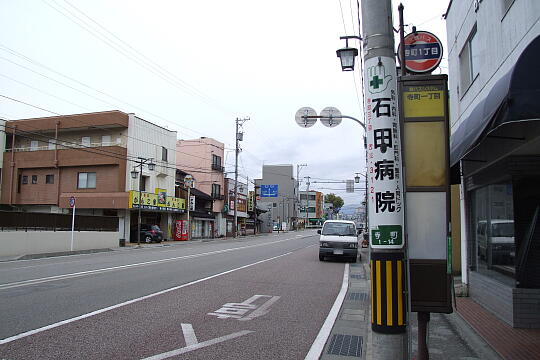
top-left (319, 255), bottom-right (324, 261)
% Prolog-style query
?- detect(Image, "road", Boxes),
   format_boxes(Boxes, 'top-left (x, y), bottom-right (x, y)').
top-left (0, 230), bottom-right (349, 359)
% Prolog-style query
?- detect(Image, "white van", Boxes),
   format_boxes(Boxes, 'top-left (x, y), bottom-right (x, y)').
top-left (317, 220), bottom-right (359, 262)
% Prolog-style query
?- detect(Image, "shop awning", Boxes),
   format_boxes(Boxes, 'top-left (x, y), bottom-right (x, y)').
top-left (450, 35), bottom-right (540, 179)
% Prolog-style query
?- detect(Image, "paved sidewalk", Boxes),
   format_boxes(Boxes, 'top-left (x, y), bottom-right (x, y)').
top-left (456, 296), bottom-right (540, 360)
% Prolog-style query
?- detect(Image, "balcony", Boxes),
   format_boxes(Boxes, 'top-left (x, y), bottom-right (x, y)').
top-left (211, 163), bottom-right (224, 172)
top-left (212, 193), bottom-right (224, 200)
top-left (7, 140), bottom-right (124, 152)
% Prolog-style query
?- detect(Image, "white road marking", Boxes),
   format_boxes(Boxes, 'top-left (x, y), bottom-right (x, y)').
top-left (0, 237), bottom-right (301, 290)
top-left (304, 264), bottom-right (349, 360)
top-left (180, 323), bottom-right (198, 346)
top-left (0, 252), bottom-right (292, 345)
top-left (141, 330), bottom-right (253, 360)
top-left (208, 294), bottom-right (280, 321)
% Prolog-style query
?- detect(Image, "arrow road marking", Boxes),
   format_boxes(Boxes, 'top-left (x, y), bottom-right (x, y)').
top-left (141, 323), bottom-right (253, 360)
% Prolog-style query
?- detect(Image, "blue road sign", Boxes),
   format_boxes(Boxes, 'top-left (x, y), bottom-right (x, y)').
top-left (261, 184), bottom-right (278, 197)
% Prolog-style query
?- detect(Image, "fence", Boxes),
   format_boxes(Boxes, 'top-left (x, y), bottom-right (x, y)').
top-left (0, 211), bottom-right (118, 232)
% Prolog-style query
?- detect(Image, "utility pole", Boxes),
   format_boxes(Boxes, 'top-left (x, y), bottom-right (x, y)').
top-left (304, 176), bottom-right (310, 228)
top-left (234, 117), bottom-right (249, 238)
top-left (297, 164), bottom-right (307, 229)
top-left (361, 0), bottom-right (407, 359)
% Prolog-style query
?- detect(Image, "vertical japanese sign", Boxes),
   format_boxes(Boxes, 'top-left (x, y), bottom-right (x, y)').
top-left (364, 56), bottom-right (405, 249)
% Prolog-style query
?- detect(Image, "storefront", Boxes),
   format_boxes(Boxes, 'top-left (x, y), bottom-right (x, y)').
top-left (451, 36), bottom-right (540, 328)
top-left (128, 190), bottom-right (186, 241)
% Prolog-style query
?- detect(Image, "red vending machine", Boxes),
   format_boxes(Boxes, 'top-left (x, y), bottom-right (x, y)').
top-left (174, 220), bottom-right (188, 241)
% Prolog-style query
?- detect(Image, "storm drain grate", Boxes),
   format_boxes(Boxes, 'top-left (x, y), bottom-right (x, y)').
top-left (350, 274), bottom-right (365, 280)
top-left (327, 334), bottom-right (363, 357)
top-left (348, 292), bottom-right (368, 301)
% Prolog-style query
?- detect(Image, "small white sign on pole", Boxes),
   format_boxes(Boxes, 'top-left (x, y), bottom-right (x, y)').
top-left (69, 196), bottom-right (76, 251)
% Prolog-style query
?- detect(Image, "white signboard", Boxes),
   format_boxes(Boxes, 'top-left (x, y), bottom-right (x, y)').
top-left (364, 56), bottom-right (405, 249)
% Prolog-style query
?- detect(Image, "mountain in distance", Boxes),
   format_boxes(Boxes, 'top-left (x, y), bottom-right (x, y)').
top-left (339, 203), bottom-right (362, 215)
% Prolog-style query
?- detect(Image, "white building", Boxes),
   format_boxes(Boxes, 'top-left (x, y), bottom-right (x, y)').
top-left (446, 0), bottom-right (540, 328)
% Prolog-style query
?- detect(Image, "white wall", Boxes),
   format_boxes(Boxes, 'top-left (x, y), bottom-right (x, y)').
top-left (0, 231), bottom-right (120, 257)
top-left (446, 0), bottom-right (540, 132)
top-left (126, 114), bottom-right (177, 195)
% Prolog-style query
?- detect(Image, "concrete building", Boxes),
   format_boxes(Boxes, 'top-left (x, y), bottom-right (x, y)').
top-left (0, 111), bottom-right (181, 255)
top-left (255, 164), bottom-right (297, 232)
top-left (176, 137), bottom-right (225, 236)
top-left (299, 190), bottom-right (324, 227)
top-left (224, 177), bottom-right (248, 236)
top-left (446, 0), bottom-right (540, 328)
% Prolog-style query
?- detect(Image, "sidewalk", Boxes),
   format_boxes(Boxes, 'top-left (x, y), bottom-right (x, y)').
top-left (455, 296), bottom-right (540, 360)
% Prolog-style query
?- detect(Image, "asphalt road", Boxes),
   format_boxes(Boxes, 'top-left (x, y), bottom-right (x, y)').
top-left (0, 230), bottom-right (348, 359)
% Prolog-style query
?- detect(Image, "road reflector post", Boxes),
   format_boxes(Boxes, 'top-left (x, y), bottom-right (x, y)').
top-left (371, 251), bottom-right (406, 334)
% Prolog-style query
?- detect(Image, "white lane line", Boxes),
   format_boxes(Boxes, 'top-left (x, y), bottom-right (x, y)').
top-left (0, 237), bottom-right (302, 290)
top-left (0, 252), bottom-right (292, 345)
top-left (238, 296), bottom-right (281, 321)
top-left (180, 323), bottom-right (198, 346)
top-left (304, 263), bottom-right (349, 360)
top-left (141, 330), bottom-right (253, 360)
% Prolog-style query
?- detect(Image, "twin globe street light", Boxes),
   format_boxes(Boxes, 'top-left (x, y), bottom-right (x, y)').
top-left (294, 35), bottom-right (367, 227)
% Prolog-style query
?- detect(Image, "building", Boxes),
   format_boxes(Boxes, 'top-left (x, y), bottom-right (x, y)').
top-left (446, 0), bottom-right (540, 328)
top-left (225, 177), bottom-right (248, 236)
top-left (255, 164), bottom-right (297, 232)
top-left (0, 111), bottom-right (181, 255)
top-left (176, 137), bottom-right (225, 236)
top-left (299, 190), bottom-right (324, 227)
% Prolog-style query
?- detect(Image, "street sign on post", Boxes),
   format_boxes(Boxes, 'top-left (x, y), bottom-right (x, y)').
top-left (69, 196), bottom-right (75, 251)
top-left (399, 74), bottom-right (452, 314)
top-left (365, 56), bottom-right (405, 250)
top-left (397, 30), bottom-right (443, 74)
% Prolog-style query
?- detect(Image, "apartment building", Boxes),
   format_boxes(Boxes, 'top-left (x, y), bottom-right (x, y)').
top-left (224, 177), bottom-right (248, 236)
top-left (176, 137), bottom-right (226, 236)
top-left (446, 0), bottom-right (540, 328)
top-left (1, 111), bottom-right (181, 252)
top-left (299, 190), bottom-right (324, 227)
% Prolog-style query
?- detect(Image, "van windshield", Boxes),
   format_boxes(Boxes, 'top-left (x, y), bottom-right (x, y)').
top-left (492, 222), bottom-right (514, 237)
top-left (322, 222), bottom-right (357, 236)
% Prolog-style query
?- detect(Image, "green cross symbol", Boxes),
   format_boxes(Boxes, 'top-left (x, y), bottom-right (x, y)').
top-left (370, 75), bottom-right (383, 89)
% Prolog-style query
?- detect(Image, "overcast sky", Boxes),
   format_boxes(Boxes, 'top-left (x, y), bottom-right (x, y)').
top-left (0, 0), bottom-right (449, 205)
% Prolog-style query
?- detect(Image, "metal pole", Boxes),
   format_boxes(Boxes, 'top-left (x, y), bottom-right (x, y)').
top-left (305, 176), bottom-right (310, 228)
top-left (137, 162), bottom-right (142, 247)
top-left (187, 185), bottom-right (191, 241)
top-left (398, 3), bottom-right (407, 76)
top-left (70, 204), bottom-right (75, 251)
top-left (234, 118), bottom-right (239, 238)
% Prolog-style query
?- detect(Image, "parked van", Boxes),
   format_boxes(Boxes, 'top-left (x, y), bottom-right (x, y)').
top-left (318, 220), bottom-right (358, 262)
top-left (477, 219), bottom-right (515, 265)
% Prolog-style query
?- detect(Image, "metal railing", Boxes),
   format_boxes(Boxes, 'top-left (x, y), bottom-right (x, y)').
top-left (6, 141), bottom-right (123, 152)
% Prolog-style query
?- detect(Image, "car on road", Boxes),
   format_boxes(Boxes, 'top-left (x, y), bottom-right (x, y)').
top-left (318, 220), bottom-right (358, 262)
top-left (130, 224), bottom-right (164, 243)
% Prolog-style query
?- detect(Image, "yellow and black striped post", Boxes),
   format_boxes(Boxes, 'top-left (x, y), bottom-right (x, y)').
top-left (371, 252), bottom-right (406, 334)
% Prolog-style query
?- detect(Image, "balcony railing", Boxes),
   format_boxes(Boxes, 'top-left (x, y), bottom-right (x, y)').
top-left (212, 193), bottom-right (224, 200)
top-left (211, 163), bottom-right (224, 172)
top-left (6, 141), bottom-right (123, 152)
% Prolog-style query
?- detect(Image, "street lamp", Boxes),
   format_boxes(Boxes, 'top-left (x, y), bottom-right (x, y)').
top-left (336, 36), bottom-right (361, 71)
top-left (131, 157), bottom-right (156, 247)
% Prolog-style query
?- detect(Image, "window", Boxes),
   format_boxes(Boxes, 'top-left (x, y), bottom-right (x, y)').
top-left (46, 174), bottom-right (54, 184)
top-left (212, 183), bottom-right (221, 198)
top-left (101, 135), bottom-right (111, 145)
top-left (140, 175), bottom-right (149, 192)
top-left (48, 139), bottom-right (56, 150)
top-left (78, 172), bottom-right (96, 189)
top-left (81, 136), bottom-right (91, 147)
top-left (30, 141), bottom-right (39, 151)
top-left (162, 146), bottom-right (168, 162)
top-left (459, 25), bottom-right (479, 94)
top-left (212, 154), bottom-right (221, 166)
top-left (471, 183), bottom-right (515, 286)
top-left (22, 175), bottom-right (28, 185)
top-left (31, 175), bottom-right (37, 184)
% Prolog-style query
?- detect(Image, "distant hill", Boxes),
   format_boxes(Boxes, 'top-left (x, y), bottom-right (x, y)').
top-left (340, 203), bottom-right (361, 215)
